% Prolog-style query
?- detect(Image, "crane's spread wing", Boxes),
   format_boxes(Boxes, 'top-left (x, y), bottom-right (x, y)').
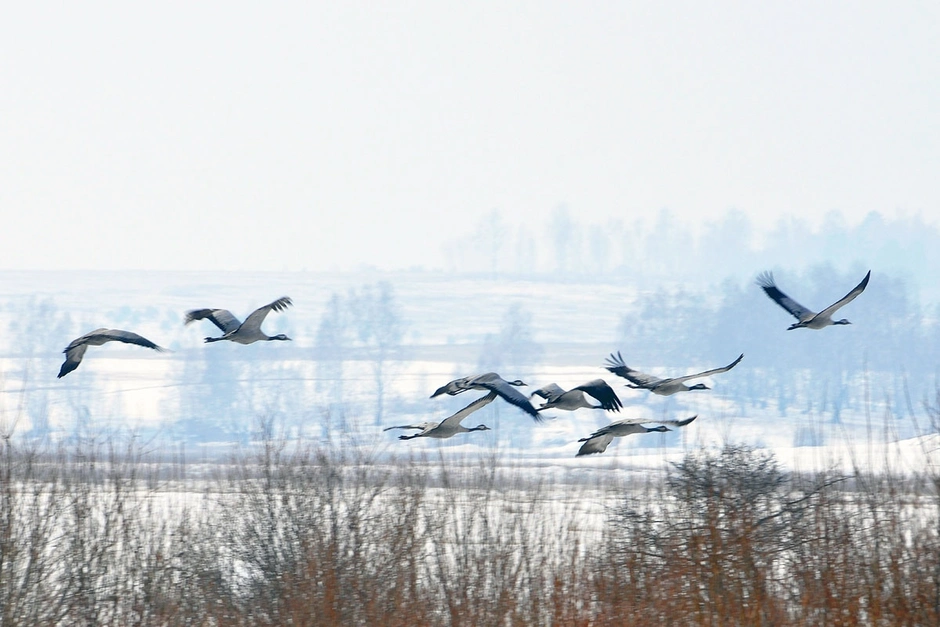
top-left (430, 374), bottom-right (478, 398)
top-left (97, 329), bottom-right (166, 351)
top-left (576, 415), bottom-right (697, 454)
top-left (671, 354), bottom-right (744, 384)
top-left (757, 272), bottom-right (814, 321)
top-left (383, 421), bottom-right (435, 432)
top-left (58, 328), bottom-right (165, 378)
top-left (438, 391), bottom-right (498, 429)
top-left (669, 415), bottom-right (698, 428)
top-left (604, 352), bottom-right (664, 387)
top-left (58, 343), bottom-right (89, 378)
top-left (64, 328), bottom-right (106, 351)
top-left (185, 308), bottom-right (242, 333)
top-left (476, 375), bottom-right (543, 422)
top-left (816, 270), bottom-right (871, 320)
top-left (467, 372), bottom-right (506, 387)
top-left (530, 383), bottom-right (566, 402)
top-left (64, 328), bottom-right (165, 352)
top-left (605, 415), bottom-right (698, 428)
top-left (576, 433), bottom-right (615, 456)
top-left (241, 296), bottom-right (293, 333)
top-left (574, 379), bottom-right (623, 412)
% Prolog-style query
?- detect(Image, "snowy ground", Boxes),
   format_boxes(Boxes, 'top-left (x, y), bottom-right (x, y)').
top-left (0, 269), bottom-right (936, 475)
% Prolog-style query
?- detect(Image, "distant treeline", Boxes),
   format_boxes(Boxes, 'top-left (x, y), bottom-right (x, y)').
top-left (443, 207), bottom-right (939, 297)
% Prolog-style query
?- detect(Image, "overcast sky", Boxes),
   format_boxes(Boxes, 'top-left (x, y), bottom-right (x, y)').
top-left (2, 2), bottom-right (937, 272)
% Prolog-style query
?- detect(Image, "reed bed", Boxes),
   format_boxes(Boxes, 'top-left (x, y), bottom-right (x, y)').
top-left (2, 415), bottom-right (940, 626)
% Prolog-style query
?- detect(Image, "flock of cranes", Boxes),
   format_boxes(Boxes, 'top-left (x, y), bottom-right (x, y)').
top-left (57, 297), bottom-right (295, 378)
top-left (421, 364), bottom-right (723, 456)
top-left (54, 270), bottom-right (872, 457)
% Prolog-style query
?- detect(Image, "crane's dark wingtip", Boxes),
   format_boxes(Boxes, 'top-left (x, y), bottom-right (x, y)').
top-left (532, 411), bottom-right (555, 424)
top-left (604, 351), bottom-right (629, 372)
top-left (523, 402), bottom-right (544, 420)
top-left (756, 271), bottom-right (775, 289)
top-left (272, 296), bottom-right (293, 312)
top-left (429, 382), bottom-right (452, 398)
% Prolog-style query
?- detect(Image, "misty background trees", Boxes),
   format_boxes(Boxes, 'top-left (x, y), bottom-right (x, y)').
top-left (442, 207), bottom-right (939, 297)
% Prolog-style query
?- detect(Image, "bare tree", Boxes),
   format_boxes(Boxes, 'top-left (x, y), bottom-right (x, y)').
top-left (472, 208), bottom-right (506, 278)
top-left (550, 204), bottom-right (578, 275)
top-left (315, 293), bottom-right (350, 423)
top-left (478, 303), bottom-right (543, 375)
top-left (347, 282), bottom-right (404, 426)
top-left (6, 297), bottom-right (72, 438)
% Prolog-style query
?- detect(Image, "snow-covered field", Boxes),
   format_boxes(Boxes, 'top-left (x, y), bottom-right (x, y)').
top-left (0, 269), bottom-right (936, 475)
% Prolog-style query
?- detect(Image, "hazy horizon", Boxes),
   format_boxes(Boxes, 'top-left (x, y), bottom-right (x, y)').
top-left (2, 2), bottom-right (937, 272)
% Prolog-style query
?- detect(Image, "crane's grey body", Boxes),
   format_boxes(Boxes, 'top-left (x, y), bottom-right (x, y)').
top-left (531, 379), bottom-right (622, 412)
top-left (430, 372), bottom-right (543, 421)
top-left (757, 270), bottom-right (870, 330)
top-left (185, 297), bottom-right (293, 344)
top-left (58, 328), bottom-right (166, 378)
top-left (605, 353), bottom-right (743, 396)
top-left (387, 392), bottom-right (496, 440)
top-left (576, 415), bottom-right (697, 456)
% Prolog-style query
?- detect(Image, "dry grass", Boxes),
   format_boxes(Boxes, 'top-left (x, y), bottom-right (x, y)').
top-left (2, 418), bottom-right (940, 626)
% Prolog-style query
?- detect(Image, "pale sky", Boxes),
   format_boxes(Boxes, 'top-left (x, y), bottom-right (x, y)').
top-left (2, 2), bottom-right (937, 272)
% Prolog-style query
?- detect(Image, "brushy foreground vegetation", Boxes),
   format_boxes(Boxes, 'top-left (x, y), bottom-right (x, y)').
top-left (2, 419), bottom-right (940, 626)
